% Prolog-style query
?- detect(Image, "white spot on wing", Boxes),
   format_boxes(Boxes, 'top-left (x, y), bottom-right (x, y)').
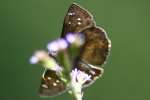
top-left (90, 70), bottom-right (96, 75)
top-left (53, 82), bottom-right (57, 86)
top-left (47, 77), bottom-right (51, 80)
top-left (56, 80), bottom-right (60, 83)
top-left (77, 22), bottom-right (81, 25)
top-left (68, 12), bottom-right (75, 16)
top-left (42, 84), bottom-right (48, 88)
top-left (77, 18), bottom-right (81, 21)
top-left (68, 21), bottom-right (71, 24)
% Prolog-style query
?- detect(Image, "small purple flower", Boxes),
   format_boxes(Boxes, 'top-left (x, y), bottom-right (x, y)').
top-left (47, 38), bottom-right (68, 53)
top-left (30, 55), bottom-right (39, 64)
top-left (57, 38), bottom-right (68, 50)
top-left (29, 50), bottom-right (62, 73)
top-left (66, 33), bottom-right (76, 43)
top-left (65, 33), bottom-right (85, 47)
top-left (70, 68), bottom-right (91, 100)
top-left (29, 50), bottom-right (49, 64)
top-left (47, 41), bottom-right (59, 52)
top-left (70, 68), bottom-right (91, 85)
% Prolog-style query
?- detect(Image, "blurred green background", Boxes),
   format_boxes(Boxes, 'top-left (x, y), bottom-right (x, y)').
top-left (0, 0), bottom-right (150, 100)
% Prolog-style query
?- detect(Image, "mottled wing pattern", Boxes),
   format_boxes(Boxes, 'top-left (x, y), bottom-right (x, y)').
top-left (39, 3), bottom-right (111, 96)
top-left (61, 3), bottom-right (111, 86)
top-left (75, 59), bottom-right (104, 87)
top-left (39, 70), bottom-right (66, 97)
top-left (79, 27), bottom-right (110, 66)
top-left (61, 3), bottom-right (95, 37)
top-left (75, 27), bottom-right (111, 86)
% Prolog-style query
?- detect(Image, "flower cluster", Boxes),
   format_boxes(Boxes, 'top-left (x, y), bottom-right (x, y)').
top-left (30, 50), bottom-right (62, 72)
top-left (47, 33), bottom-right (84, 55)
top-left (71, 68), bottom-right (91, 85)
top-left (70, 68), bottom-right (91, 100)
top-left (30, 32), bottom-right (89, 100)
top-left (30, 33), bottom-right (84, 71)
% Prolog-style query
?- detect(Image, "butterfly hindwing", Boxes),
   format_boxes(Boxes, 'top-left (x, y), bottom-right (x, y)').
top-left (74, 59), bottom-right (104, 87)
top-left (75, 26), bottom-right (110, 86)
top-left (39, 70), bottom-right (66, 97)
top-left (79, 26), bottom-right (111, 66)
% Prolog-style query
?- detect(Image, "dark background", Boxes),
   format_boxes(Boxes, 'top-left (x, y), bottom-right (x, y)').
top-left (0, 0), bottom-right (150, 100)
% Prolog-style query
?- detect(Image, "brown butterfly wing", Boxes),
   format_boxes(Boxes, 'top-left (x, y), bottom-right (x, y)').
top-left (61, 3), bottom-right (95, 37)
top-left (61, 3), bottom-right (111, 86)
top-left (75, 59), bottom-right (104, 87)
top-left (79, 26), bottom-right (111, 66)
top-left (39, 70), bottom-right (66, 97)
top-left (75, 27), bottom-right (111, 86)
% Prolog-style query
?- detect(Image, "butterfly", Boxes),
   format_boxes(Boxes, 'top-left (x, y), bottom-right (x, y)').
top-left (39, 3), bottom-right (111, 97)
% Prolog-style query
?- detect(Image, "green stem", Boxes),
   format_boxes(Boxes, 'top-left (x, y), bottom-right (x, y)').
top-left (58, 50), bottom-right (72, 81)
top-left (70, 80), bottom-right (83, 100)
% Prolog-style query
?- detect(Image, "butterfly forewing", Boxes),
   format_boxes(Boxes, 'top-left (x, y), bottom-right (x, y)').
top-left (61, 3), bottom-right (95, 37)
top-left (39, 70), bottom-right (66, 97)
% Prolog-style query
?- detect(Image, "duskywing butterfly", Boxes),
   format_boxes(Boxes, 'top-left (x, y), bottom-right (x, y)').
top-left (39, 3), bottom-right (111, 97)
